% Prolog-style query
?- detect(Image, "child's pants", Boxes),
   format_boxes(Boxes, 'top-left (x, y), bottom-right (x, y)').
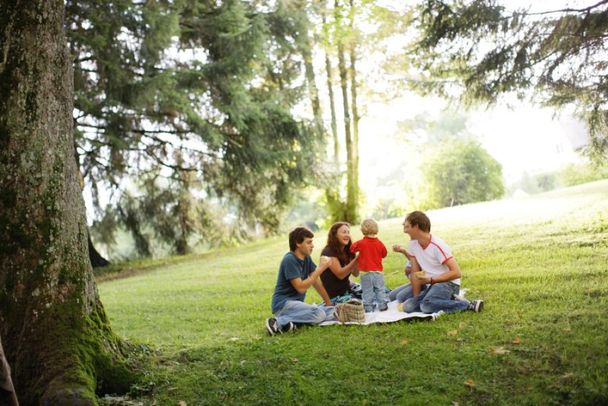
top-left (361, 271), bottom-right (387, 311)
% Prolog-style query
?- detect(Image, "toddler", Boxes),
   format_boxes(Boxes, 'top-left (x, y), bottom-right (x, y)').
top-left (350, 219), bottom-right (388, 312)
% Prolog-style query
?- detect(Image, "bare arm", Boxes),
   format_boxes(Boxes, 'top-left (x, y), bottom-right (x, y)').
top-left (290, 258), bottom-right (333, 294)
top-left (419, 257), bottom-right (462, 285)
top-left (327, 255), bottom-right (358, 280)
top-left (313, 278), bottom-right (332, 305)
top-left (392, 244), bottom-right (410, 257)
top-left (409, 256), bottom-right (424, 297)
top-left (393, 244), bottom-right (413, 278)
top-left (350, 261), bottom-right (359, 277)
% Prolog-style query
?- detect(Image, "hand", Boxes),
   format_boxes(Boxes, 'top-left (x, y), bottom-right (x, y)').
top-left (319, 256), bottom-right (333, 269)
top-left (413, 271), bottom-right (427, 281)
top-left (413, 272), bottom-right (432, 285)
top-left (392, 244), bottom-right (402, 253)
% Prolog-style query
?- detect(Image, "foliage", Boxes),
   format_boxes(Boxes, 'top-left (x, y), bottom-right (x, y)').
top-left (393, 110), bottom-right (503, 210)
top-left (398, 109), bottom-right (469, 144)
top-left (508, 161), bottom-right (608, 196)
top-left (558, 161), bottom-right (608, 187)
top-left (513, 171), bottom-right (559, 195)
top-left (370, 197), bottom-right (404, 221)
top-left (98, 180), bottom-right (608, 404)
top-left (67, 0), bottom-right (323, 256)
top-left (407, 0), bottom-right (608, 161)
top-left (282, 188), bottom-right (327, 232)
top-left (423, 139), bottom-right (504, 208)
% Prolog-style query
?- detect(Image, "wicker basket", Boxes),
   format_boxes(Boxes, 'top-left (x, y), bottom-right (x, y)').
top-left (335, 299), bottom-right (365, 323)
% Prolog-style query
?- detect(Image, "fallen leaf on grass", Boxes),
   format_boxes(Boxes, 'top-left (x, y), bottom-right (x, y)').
top-left (458, 321), bottom-right (467, 330)
top-left (178, 401), bottom-right (187, 406)
top-left (447, 330), bottom-right (458, 336)
top-left (490, 346), bottom-right (511, 355)
top-left (292, 358), bottom-right (299, 363)
top-left (512, 336), bottom-right (521, 345)
top-left (464, 379), bottom-right (475, 388)
top-left (400, 338), bottom-right (409, 346)
top-left (561, 372), bottom-right (575, 380)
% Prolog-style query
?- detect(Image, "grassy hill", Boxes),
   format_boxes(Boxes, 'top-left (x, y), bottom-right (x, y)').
top-left (99, 180), bottom-right (608, 405)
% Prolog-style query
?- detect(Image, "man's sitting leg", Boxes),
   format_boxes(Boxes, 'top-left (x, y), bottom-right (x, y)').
top-left (275, 300), bottom-right (333, 330)
top-left (392, 284), bottom-right (414, 303)
top-left (420, 282), bottom-right (469, 314)
top-left (403, 293), bottom-right (423, 313)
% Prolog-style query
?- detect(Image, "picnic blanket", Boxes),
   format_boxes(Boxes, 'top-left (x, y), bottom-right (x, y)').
top-left (319, 289), bottom-right (467, 326)
top-left (319, 300), bottom-right (441, 326)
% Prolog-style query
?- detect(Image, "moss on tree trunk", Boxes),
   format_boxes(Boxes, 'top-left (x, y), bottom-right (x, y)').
top-left (0, 1), bottom-right (134, 404)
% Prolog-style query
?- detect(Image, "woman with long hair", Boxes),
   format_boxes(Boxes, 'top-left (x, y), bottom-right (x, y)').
top-left (319, 222), bottom-right (360, 302)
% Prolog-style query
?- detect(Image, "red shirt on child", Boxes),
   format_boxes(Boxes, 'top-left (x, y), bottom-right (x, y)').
top-left (350, 236), bottom-right (387, 271)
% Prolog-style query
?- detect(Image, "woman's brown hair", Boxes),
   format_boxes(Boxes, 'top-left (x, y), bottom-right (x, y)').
top-left (326, 222), bottom-right (354, 264)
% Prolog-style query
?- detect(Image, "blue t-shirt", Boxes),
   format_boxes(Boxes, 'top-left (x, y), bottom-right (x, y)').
top-left (271, 252), bottom-right (316, 314)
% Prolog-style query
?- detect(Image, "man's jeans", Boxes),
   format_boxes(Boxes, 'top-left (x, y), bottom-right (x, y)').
top-left (403, 281), bottom-right (470, 314)
top-left (389, 283), bottom-right (414, 303)
top-left (275, 300), bottom-right (335, 328)
top-left (360, 271), bottom-right (387, 311)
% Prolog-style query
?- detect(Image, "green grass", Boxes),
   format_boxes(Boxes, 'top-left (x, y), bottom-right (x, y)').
top-left (99, 180), bottom-right (608, 405)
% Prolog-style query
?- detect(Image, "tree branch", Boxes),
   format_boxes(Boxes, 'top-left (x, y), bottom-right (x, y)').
top-left (523, 0), bottom-right (608, 17)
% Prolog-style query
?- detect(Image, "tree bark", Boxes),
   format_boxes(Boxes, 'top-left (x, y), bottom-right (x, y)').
top-left (300, 19), bottom-right (324, 138)
top-left (88, 232), bottom-right (111, 268)
top-left (348, 0), bottom-right (360, 211)
top-left (321, 0), bottom-right (340, 166)
top-left (0, 337), bottom-right (19, 406)
top-left (335, 0), bottom-right (358, 223)
top-left (0, 1), bottom-right (133, 404)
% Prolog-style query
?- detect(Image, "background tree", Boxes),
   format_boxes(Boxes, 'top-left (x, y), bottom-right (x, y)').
top-left (68, 0), bottom-right (323, 257)
top-left (406, 0), bottom-right (608, 161)
top-left (0, 0), bottom-right (132, 402)
top-left (320, 0), bottom-right (348, 224)
top-left (391, 110), bottom-right (503, 210)
top-left (423, 139), bottom-right (505, 208)
top-left (317, 0), bottom-right (366, 224)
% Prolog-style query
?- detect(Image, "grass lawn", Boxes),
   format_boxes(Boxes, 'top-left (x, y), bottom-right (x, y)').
top-left (99, 180), bottom-right (608, 405)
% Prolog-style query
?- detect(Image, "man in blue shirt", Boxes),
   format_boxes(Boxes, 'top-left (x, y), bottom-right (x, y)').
top-left (266, 227), bottom-right (335, 335)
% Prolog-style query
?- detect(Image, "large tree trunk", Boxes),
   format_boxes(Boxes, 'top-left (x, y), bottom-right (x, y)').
top-left (0, 1), bottom-right (133, 404)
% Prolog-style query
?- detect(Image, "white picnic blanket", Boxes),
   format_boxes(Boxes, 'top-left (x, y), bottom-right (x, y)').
top-left (319, 289), bottom-right (467, 326)
top-left (319, 300), bottom-right (441, 326)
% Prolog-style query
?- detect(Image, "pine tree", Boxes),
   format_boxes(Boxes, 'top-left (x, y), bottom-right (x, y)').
top-left (408, 0), bottom-right (608, 161)
top-left (68, 0), bottom-right (324, 256)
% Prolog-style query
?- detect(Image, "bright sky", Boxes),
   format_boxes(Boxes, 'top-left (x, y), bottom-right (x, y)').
top-left (356, 97), bottom-right (586, 209)
top-left (316, 0), bottom-right (594, 215)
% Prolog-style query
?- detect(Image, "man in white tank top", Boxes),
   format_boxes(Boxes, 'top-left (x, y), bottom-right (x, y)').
top-left (393, 211), bottom-right (484, 314)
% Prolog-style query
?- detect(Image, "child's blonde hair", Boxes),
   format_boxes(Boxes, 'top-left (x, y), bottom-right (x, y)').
top-left (360, 218), bottom-right (378, 236)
